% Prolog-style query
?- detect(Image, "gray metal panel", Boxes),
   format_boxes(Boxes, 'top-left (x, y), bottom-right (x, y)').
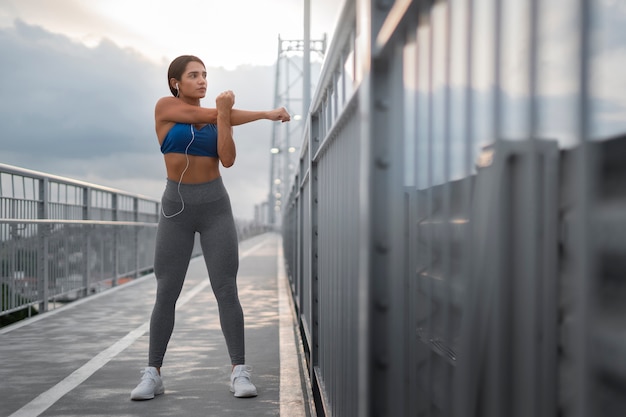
top-left (454, 140), bottom-right (559, 417)
top-left (559, 135), bottom-right (626, 417)
top-left (300, 177), bottom-right (312, 349)
top-left (315, 100), bottom-right (361, 416)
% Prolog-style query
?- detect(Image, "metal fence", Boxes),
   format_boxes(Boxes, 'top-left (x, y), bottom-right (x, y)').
top-left (282, 1), bottom-right (626, 417)
top-left (0, 163), bottom-right (166, 322)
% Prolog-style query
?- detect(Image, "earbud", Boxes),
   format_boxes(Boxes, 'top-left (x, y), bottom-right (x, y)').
top-left (175, 83), bottom-right (179, 89)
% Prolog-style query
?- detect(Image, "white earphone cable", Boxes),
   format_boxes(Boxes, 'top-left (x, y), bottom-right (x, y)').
top-left (161, 124), bottom-right (195, 218)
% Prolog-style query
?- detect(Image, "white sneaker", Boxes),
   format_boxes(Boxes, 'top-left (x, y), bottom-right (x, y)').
top-left (230, 365), bottom-right (258, 398)
top-left (130, 367), bottom-right (164, 400)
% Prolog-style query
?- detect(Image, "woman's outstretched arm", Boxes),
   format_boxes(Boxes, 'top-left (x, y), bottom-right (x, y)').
top-left (155, 96), bottom-right (291, 125)
top-left (230, 108), bottom-right (291, 125)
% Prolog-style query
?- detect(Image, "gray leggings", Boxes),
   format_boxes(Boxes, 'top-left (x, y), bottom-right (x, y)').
top-left (148, 177), bottom-right (244, 368)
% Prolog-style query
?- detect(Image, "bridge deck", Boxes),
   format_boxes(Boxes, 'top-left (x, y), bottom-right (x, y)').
top-left (0, 233), bottom-right (311, 417)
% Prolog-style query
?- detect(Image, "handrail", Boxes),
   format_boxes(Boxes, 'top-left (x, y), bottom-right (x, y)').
top-left (0, 162), bottom-right (155, 201)
top-left (0, 219), bottom-right (158, 227)
top-left (308, 0), bottom-right (356, 117)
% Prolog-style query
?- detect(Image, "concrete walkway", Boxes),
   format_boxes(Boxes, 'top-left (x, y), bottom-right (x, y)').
top-left (0, 233), bottom-right (313, 417)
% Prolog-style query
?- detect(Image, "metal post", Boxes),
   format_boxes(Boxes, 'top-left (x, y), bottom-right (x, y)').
top-left (283, 59), bottom-right (291, 198)
top-left (269, 32), bottom-right (326, 228)
top-left (112, 193), bottom-right (119, 287)
top-left (309, 111), bottom-right (321, 413)
top-left (303, 0), bottom-right (311, 117)
top-left (82, 186), bottom-right (91, 294)
top-left (134, 197), bottom-right (139, 279)
top-left (269, 36), bottom-right (282, 226)
top-left (38, 178), bottom-right (49, 313)
top-left (573, 0), bottom-right (593, 415)
top-left (356, 0), bottom-right (373, 415)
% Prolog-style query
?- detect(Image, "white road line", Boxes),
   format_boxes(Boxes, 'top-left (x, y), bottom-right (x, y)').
top-left (8, 321), bottom-right (151, 417)
top-left (8, 235), bottom-right (272, 417)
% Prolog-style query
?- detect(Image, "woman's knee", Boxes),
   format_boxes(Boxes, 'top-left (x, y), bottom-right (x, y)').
top-left (213, 281), bottom-right (240, 304)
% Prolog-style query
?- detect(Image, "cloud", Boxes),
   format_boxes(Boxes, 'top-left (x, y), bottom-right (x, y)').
top-left (0, 20), bottom-right (159, 156)
top-left (0, 0), bottom-right (343, 69)
top-left (0, 19), bottom-right (284, 220)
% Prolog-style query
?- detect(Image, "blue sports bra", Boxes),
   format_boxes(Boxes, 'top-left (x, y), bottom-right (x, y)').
top-left (160, 123), bottom-right (218, 157)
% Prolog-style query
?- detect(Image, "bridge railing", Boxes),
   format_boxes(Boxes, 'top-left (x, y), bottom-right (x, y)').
top-left (0, 162), bottom-right (269, 324)
top-left (1, 219), bottom-right (158, 316)
top-left (0, 164), bottom-right (165, 321)
top-left (0, 163), bottom-right (167, 322)
top-left (282, 1), bottom-right (362, 415)
top-left (282, 1), bottom-right (626, 417)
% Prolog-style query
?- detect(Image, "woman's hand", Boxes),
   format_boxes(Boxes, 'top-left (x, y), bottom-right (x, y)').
top-left (268, 107), bottom-right (291, 123)
top-left (216, 90), bottom-right (235, 113)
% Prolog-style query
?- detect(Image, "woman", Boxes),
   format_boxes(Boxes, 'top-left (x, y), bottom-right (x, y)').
top-left (130, 55), bottom-right (290, 401)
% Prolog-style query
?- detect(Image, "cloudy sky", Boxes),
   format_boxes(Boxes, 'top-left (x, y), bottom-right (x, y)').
top-left (0, 0), bottom-right (342, 220)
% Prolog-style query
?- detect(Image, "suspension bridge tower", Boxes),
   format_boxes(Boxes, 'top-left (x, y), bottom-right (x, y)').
top-left (267, 33), bottom-right (326, 226)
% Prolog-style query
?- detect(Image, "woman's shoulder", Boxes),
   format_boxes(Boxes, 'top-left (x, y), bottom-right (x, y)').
top-left (155, 96), bottom-right (177, 108)
top-left (154, 97), bottom-right (181, 123)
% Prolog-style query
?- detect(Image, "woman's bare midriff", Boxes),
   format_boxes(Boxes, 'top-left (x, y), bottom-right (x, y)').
top-left (164, 153), bottom-right (221, 183)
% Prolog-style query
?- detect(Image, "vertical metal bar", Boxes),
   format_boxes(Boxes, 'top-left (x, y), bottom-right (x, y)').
top-left (340, 49), bottom-right (346, 108)
top-left (112, 193), bottom-right (118, 287)
top-left (493, 0), bottom-right (502, 142)
top-left (378, 40), bottom-right (406, 417)
top-left (368, 4), bottom-right (410, 416)
top-left (83, 187), bottom-right (90, 220)
top-left (539, 141), bottom-right (559, 417)
top-left (284, 58), bottom-right (291, 197)
top-left (489, 1), bottom-right (506, 416)
top-left (11, 175), bottom-right (17, 218)
top-left (453, 0), bottom-right (476, 413)
top-left (356, 0), bottom-right (373, 414)
top-left (297, 171), bottom-right (303, 306)
top-left (40, 224), bottom-right (49, 312)
top-left (368, 67), bottom-right (390, 417)
top-left (38, 178), bottom-right (48, 220)
top-left (308, 103), bottom-right (321, 413)
top-left (21, 177), bottom-right (26, 216)
top-left (528, 0), bottom-right (539, 139)
top-left (134, 197), bottom-right (139, 278)
top-left (11, 175), bottom-right (16, 218)
top-left (269, 37), bottom-right (281, 226)
top-left (304, 0), bottom-right (311, 117)
top-left (573, 0), bottom-right (592, 415)
top-left (32, 179), bottom-right (37, 215)
top-left (83, 224), bottom-right (91, 297)
top-left (332, 70), bottom-right (338, 122)
top-left (465, 0), bottom-right (475, 178)
top-left (412, 11), bottom-right (425, 415)
top-left (579, 1), bottom-right (591, 144)
top-left (8, 222), bottom-right (16, 313)
top-left (326, 126), bottom-right (331, 413)
top-left (426, 6), bottom-right (436, 414)
top-left (517, 0), bottom-right (542, 415)
top-left (38, 178), bottom-right (49, 313)
top-left (406, 21), bottom-right (420, 417)
top-left (443, 1), bottom-right (454, 415)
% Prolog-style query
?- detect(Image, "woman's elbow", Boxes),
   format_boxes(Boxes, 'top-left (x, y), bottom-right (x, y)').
top-left (221, 156), bottom-right (236, 168)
